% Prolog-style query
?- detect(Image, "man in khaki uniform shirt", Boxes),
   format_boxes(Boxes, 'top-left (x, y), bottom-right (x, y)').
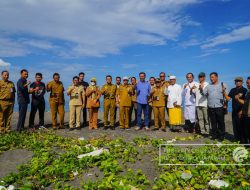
top-left (150, 78), bottom-right (166, 131)
top-left (148, 77), bottom-right (156, 126)
top-left (0, 71), bottom-right (16, 133)
top-left (114, 76), bottom-right (121, 122)
top-left (130, 77), bottom-right (137, 126)
top-left (101, 75), bottom-right (117, 130)
top-left (67, 76), bottom-right (85, 130)
top-left (159, 72), bottom-right (170, 112)
top-left (116, 77), bottom-right (134, 129)
top-left (47, 73), bottom-right (65, 130)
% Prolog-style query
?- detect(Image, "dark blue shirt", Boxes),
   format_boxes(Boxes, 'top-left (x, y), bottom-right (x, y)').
top-left (17, 78), bottom-right (30, 104)
top-left (30, 81), bottom-right (46, 102)
top-left (228, 86), bottom-right (247, 113)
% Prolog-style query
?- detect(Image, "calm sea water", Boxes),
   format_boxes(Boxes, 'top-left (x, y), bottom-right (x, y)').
top-left (13, 95), bottom-right (232, 113)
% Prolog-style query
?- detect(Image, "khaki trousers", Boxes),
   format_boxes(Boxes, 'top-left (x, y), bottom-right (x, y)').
top-left (153, 106), bottom-right (166, 129)
top-left (69, 105), bottom-right (82, 128)
top-left (49, 101), bottom-right (65, 128)
top-left (0, 101), bottom-right (14, 133)
top-left (103, 99), bottom-right (116, 127)
top-left (119, 106), bottom-right (131, 129)
top-left (88, 108), bottom-right (98, 129)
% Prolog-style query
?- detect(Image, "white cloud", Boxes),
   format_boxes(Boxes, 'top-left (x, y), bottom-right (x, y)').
top-left (195, 48), bottom-right (230, 58)
top-left (0, 0), bottom-right (199, 57)
top-left (0, 58), bottom-right (11, 67)
top-left (0, 38), bottom-right (29, 57)
top-left (180, 38), bottom-right (202, 48)
top-left (201, 25), bottom-right (250, 49)
top-left (22, 40), bottom-right (56, 50)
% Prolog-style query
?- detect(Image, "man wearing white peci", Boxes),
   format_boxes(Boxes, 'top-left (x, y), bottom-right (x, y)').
top-left (165, 76), bottom-right (182, 132)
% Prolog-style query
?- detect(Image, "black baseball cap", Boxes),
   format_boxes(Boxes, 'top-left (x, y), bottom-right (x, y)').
top-left (198, 72), bottom-right (206, 77)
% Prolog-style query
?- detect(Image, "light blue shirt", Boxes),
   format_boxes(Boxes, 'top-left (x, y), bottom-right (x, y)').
top-left (203, 83), bottom-right (228, 108)
top-left (136, 81), bottom-right (151, 104)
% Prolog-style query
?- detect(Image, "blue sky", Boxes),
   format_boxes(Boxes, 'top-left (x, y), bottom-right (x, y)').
top-left (0, 0), bottom-right (250, 89)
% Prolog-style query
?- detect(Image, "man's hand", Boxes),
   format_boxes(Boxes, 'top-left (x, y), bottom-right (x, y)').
top-left (235, 94), bottom-right (240, 100)
top-left (183, 84), bottom-right (188, 89)
top-left (222, 85), bottom-right (226, 93)
top-left (191, 85), bottom-right (197, 90)
top-left (173, 101), bottom-right (178, 107)
top-left (116, 101), bottom-right (120, 107)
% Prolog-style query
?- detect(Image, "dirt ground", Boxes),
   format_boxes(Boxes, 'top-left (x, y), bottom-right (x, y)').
top-left (0, 111), bottom-right (235, 188)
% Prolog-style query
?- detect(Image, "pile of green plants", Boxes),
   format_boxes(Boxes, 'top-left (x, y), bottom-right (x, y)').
top-left (0, 131), bottom-right (249, 189)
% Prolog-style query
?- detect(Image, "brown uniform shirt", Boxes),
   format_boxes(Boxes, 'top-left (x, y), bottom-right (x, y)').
top-left (131, 84), bottom-right (137, 102)
top-left (161, 80), bottom-right (170, 88)
top-left (86, 86), bottom-right (101, 108)
top-left (151, 86), bottom-right (166, 107)
top-left (0, 80), bottom-right (16, 104)
top-left (117, 84), bottom-right (133, 107)
top-left (101, 84), bottom-right (117, 99)
top-left (47, 81), bottom-right (65, 104)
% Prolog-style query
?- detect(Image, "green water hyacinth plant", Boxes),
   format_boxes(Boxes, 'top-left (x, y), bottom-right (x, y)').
top-left (0, 131), bottom-right (249, 189)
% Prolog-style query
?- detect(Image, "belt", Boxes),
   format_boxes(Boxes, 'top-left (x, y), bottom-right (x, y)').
top-left (50, 93), bottom-right (60, 98)
top-left (104, 97), bottom-right (115, 100)
top-left (0, 99), bottom-right (14, 102)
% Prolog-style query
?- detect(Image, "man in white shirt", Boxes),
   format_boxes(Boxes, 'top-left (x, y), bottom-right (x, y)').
top-left (165, 76), bottom-right (182, 131)
top-left (182, 73), bottom-right (199, 133)
top-left (191, 72), bottom-right (210, 135)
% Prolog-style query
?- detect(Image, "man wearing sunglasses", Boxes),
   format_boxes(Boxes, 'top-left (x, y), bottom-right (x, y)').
top-left (224, 77), bottom-right (247, 142)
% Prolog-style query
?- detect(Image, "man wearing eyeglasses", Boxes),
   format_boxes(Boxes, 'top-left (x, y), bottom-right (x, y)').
top-left (224, 77), bottom-right (247, 142)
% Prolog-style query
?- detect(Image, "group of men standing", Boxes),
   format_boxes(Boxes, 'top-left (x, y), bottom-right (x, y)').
top-left (0, 69), bottom-right (250, 143)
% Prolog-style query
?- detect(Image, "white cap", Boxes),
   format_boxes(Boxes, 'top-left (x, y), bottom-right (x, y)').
top-left (123, 76), bottom-right (129, 80)
top-left (169, 75), bottom-right (176, 80)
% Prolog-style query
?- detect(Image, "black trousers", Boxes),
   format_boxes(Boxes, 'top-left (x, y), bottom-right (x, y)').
top-left (17, 103), bottom-right (28, 131)
top-left (232, 112), bottom-right (244, 142)
top-left (208, 107), bottom-right (225, 138)
top-left (29, 100), bottom-right (45, 127)
top-left (82, 107), bottom-right (87, 126)
top-left (242, 116), bottom-right (250, 144)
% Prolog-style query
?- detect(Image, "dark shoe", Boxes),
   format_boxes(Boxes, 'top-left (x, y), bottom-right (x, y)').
top-left (110, 126), bottom-right (115, 130)
top-left (103, 126), bottom-right (108, 130)
top-left (53, 127), bottom-right (58, 130)
top-left (76, 127), bottom-right (81, 130)
top-left (59, 126), bottom-right (65, 129)
top-left (69, 128), bottom-right (74, 131)
top-left (152, 128), bottom-right (159, 131)
top-left (161, 128), bottom-right (166, 132)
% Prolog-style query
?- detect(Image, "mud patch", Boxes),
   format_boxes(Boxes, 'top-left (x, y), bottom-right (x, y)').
top-left (0, 149), bottom-right (33, 178)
